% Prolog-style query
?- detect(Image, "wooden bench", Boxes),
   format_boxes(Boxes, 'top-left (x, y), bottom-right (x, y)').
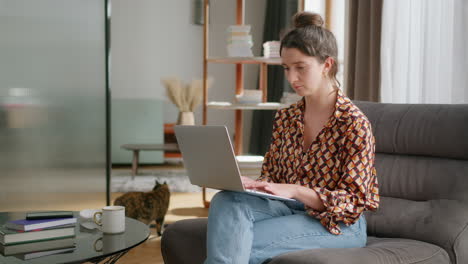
top-left (120, 143), bottom-right (180, 179)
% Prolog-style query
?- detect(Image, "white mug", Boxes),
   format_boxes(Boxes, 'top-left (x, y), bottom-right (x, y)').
top-left (93, 206), bottom-right (125, 234)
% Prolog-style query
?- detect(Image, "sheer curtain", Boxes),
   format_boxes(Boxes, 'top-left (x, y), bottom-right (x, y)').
top-left (381, 0), bottom-right (468, 104)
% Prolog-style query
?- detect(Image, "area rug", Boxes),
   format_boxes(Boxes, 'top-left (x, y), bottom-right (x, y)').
top-left (111, 169), bottom-right (213, 193)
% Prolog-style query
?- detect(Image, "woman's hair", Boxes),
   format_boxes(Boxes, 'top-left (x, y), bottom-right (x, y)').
top-left (280, 12), bottom-right (340, 87)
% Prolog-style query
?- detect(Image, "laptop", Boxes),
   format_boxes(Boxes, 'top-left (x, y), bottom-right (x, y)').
top-left (174, 125), bottom-right (295, 202)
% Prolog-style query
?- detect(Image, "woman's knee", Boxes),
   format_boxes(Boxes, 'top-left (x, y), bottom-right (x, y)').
top-left (211, 191), bottom-right (262, 210)
top-left (209, 191), bottom-right (254, 218)
top-left (211, 191), bottom-right (242, 206)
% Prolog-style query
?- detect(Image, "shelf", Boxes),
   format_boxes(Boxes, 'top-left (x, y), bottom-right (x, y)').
top-left (207, 57), bottom-right (282, 65)
top-left (207, 101), bottom-right (287, 110)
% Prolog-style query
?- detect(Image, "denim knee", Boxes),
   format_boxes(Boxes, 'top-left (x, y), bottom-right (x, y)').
top-left (211, 191), bottom-right (239, 205)
top-left (212, 190), bottom-right (255, 205)
top-left (210, 192), bottom-right (240, 213)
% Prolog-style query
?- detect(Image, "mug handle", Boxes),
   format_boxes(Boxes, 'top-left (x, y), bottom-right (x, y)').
top-left (93, 212), bottom-right (103, 226)
top-left (93, 237), bottom-right (103, 252)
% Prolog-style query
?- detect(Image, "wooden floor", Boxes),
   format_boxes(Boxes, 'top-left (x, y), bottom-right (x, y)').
top-left (1, 191), bottom-right (215, 264)
top-left (116, 192), bottom-right (215, 264)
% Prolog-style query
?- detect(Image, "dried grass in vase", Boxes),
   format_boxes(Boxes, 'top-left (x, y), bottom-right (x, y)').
top-left (161, 77), bottom-right (212, 125)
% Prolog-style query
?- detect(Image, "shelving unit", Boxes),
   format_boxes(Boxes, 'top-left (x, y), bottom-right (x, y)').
top-left (200, 0), bottom-right (302, 207)
top-left (207, 102), bottom-right (286, 110)
top-left (207, 56), bottom-right (282, 65)
top-left (202, 0), bottom-right (284, 154)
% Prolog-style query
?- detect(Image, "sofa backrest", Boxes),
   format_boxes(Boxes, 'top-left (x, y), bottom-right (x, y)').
top-left (355, 102), bottom-right (468, 264)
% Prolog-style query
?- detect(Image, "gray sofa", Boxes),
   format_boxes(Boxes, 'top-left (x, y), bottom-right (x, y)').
top-left (161, 102), bottom-right (468, 264)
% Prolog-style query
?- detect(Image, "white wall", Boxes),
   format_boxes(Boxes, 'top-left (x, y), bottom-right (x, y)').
top-left (111, 0), bottom-right (266, 154)
top-left (111, 0), bottom-right (203, 119)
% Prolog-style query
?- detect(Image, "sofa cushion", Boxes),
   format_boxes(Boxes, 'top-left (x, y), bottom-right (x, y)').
top-left (161, 219), bottom-right (450, 264)
top-left (355, 102), bottom-right (468, 160)
top-left (268, 236), bottom-right (450, 264)
top-left (364, 196), bottom-right (468, 263)
top-left (375, 154), bottom-right (468, 202)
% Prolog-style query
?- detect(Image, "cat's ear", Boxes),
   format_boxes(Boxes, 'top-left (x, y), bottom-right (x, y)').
top-left (163, 181), bottom-right (167, 185)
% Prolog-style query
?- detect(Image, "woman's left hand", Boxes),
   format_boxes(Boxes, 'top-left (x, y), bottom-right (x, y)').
top-left (244, 181), bottom-right (298, 199)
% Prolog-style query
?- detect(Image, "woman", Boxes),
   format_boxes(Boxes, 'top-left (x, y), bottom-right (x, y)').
top-left (205, 12), bottom-right (379, 264)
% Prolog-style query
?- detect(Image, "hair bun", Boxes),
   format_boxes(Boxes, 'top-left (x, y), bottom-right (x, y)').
top-left (293, 12), bottom-right (324, 28)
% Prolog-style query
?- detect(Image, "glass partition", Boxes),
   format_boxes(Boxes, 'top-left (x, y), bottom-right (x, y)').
top-left (0, 0), bottom-right (108, 210)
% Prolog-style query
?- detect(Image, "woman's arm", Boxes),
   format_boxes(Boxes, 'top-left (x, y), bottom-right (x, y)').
top-left (307, 120), bottom-right (379, 234)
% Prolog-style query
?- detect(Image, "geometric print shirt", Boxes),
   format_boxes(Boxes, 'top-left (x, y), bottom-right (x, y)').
top-left (257, 89), bottom-right (380, 235)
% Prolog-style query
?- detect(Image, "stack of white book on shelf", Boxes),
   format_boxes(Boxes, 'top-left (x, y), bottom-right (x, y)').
top-left (236, 155), bottom-right (264, 177)
top-left (235, 89), bottom-right (262, 104)
top-left (227, 25), bottom-right (253, 57)
top-left (263, 41), bottom-right (280, 58)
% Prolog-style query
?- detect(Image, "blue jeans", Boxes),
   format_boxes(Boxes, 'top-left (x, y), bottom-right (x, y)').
top-left (204, 191), bottom-right (367, 264)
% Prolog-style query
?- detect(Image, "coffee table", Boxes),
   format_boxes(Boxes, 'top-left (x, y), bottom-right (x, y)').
top-left (0, 211), bottom-right (150, 263)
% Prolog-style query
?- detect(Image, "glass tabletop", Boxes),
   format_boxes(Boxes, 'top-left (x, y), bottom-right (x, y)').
top-left (0, 211), bottom-right (150, 263)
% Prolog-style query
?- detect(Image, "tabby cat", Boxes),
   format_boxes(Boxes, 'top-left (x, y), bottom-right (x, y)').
top-left (114, 180), bottom-right (170, 236)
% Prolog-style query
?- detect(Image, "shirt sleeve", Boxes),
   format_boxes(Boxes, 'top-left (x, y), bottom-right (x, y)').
top-left (256, 110), bottom-right (282, 183)
top-left (307, 119), bottom-right (379, 235)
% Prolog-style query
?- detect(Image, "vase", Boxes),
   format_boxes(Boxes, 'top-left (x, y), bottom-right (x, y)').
top-left (177, 111), bottom-right (195, 125)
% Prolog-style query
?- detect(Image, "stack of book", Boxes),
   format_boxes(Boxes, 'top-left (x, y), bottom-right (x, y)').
top-left (227, 25), bottom-right (254, 57)
top-left (236, 155), bottom-right (264, 177)
top-left (0, 214), bottom-right (77, 260)
top-left (263, 41), bottom-right (280, 58)
top-left (235, 89), bottom-right (262, 104)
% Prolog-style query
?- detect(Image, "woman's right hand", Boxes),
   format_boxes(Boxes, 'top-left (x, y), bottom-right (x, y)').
top-left (240, 176), bottom-right (256, 188)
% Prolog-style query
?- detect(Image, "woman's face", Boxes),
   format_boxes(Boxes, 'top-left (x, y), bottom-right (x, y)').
top-left (281, 47), bottom-right (326, 97)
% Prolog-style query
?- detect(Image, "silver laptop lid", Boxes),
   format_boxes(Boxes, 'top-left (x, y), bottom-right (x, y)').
top-left (174, 125), bottom-right (244, 192)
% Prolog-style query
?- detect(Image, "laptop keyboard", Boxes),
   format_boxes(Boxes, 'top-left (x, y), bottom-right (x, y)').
top-left (246, 189), bottom-right (267, 194)
top-left (245, 189), bottom-right (295, 201)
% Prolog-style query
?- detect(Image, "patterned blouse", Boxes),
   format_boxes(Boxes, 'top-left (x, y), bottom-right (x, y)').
top-left (257, 89), bottom-right (380, 235)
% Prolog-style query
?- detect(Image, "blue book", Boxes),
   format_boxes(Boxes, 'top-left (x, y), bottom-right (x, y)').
top-left (4, 218), bottom-right (77, 232)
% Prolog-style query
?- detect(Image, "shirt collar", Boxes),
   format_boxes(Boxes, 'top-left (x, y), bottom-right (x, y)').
top-left (293, 88), bottom-right (351, 126)
top-left (334, 89), bottom-right (352, 122)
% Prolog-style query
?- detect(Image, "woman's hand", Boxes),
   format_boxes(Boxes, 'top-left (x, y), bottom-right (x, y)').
top-left (240, 176), bottom-right (256, 187)
top-left (243, 181), bottom-right (299, 199)
top-left (244, 181), bottom-right (326, 211)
